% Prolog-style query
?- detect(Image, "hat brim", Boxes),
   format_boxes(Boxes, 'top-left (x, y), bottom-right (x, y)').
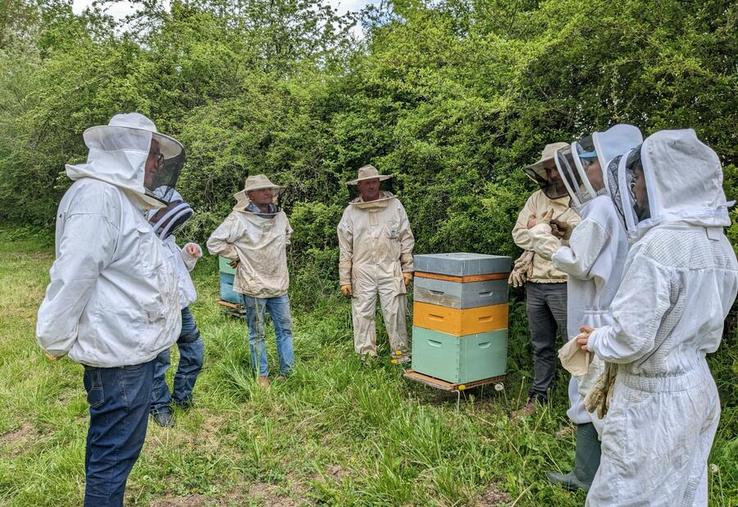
top-left (152, 131), bottom-right (184, 160)
top-left (85, 125), bottom-right (184, 160)
top-left (347, 174), bottom-right (393, 185)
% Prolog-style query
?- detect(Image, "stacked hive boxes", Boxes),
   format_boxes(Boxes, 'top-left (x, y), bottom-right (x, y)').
top-left (411, 253), bottom-right (511, 384)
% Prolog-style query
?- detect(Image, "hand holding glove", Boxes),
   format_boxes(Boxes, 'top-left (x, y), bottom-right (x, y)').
top-left (340, 284), bottom-right (353, 297)
top-left (550, 218), bottom-right (572, 240)
top-left (508, 251), bottom-right (534, 288)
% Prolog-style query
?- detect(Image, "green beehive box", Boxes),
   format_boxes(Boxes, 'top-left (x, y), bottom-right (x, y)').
top-left (411, 327), bottom-right (507, 384)
top-left (219, 256), bottom-right (236, 275)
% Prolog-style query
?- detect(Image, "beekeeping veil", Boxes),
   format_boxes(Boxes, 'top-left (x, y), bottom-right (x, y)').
top-left (556, 124), bottom-right (643, 209)
top-left (65, 113), bottom-right (185, 208)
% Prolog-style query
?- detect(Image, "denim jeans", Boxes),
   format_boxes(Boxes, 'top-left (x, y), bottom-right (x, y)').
top-left (151, 307), bottom-right (205, 413)
top-left (83, 360), bottom-right (155, 507)
top-left (242, 294), bottom-right (295, 376)
top-left (525, 282), bottom-right (568, 402)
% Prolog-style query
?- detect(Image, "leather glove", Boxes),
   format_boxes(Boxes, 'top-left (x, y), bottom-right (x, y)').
top-left (508, 251), bottom-right (534, 288)
top-left (584, 362), bottom-right (618, 419)
top-left (229, 259), bottom-right (239, 269)
top-left (508, 269), bottom-right (525, 288)
top-left (403, 272), bottom-right (413, 286)
top-left (340, 284), bottom-right (353, 297)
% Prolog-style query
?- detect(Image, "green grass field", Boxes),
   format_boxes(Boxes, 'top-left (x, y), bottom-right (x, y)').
top-left (0, 228), bottom-right (736, 506)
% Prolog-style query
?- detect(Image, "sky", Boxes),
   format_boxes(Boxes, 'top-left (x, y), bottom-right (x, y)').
top-left (71, 0), bottom-right (374, 20)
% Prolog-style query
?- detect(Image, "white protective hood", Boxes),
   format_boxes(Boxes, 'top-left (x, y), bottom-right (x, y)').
top-left (557, 124), bottom-right (643, 209)
top-left (65, 113), bottom-right (183, 209)
top-left (619, 129), bottom-right (732, 240)
top-left (592, 124), bottom-right (644, 196)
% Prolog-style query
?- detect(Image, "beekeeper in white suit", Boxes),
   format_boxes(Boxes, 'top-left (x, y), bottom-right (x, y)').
top-left (526, 124), bottom-right (643, 491)
top-left (576, 129), bottom-right (738, 506)
top-left (36, 113), bottom-right (183, 506)
top-left (337, 165), bottom-right (415, 362)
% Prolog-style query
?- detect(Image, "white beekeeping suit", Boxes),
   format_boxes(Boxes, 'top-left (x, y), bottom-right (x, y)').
top-left (527, 125), bottom-right (642, 491)
top-left (584, 129), bottom-right (738, 506)
top-left (530, 124), bottom-right (643, 426)
top-left (36, 113), bottom-right (182, 367)
top-left (337, 191), bottom-right (414, 357)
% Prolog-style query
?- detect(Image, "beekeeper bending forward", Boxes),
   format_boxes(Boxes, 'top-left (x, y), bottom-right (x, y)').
top-left (576, 129), bottom-right (738, 506)
top-left (337, 165), bottom-right (415, 362)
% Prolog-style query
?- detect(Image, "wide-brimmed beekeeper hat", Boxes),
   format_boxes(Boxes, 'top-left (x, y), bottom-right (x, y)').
top-left (347, 165), bottom-right (393, 185)
top-left (233, 174), bottom-right (284, 208)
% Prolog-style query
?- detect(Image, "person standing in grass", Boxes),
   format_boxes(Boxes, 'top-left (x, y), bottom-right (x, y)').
top-left (36, 113), bottom-right (183, 506)
top-left (207, 175), bottom-right (294, 387)
top-left (337, 165), bottom-right (415, 363)
top-left (146, 189), bottom-right (205, 428)
top-left (511, 142), bottom-right (580, 417)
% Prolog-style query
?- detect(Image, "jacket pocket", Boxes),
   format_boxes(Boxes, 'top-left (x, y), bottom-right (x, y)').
top-left (135, 223), bottom-right (160, 276)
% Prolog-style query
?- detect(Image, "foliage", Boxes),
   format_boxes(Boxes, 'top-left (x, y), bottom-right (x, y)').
top-left (1, 0), bottom-right (738, 503)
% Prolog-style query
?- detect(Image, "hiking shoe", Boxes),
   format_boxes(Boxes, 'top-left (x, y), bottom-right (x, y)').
top-left (151, 408), bottom-right (174, 428)
top-left (511, 399), bottom-right (538, 419)
top-left (257, 375), bottom-right (271, 387)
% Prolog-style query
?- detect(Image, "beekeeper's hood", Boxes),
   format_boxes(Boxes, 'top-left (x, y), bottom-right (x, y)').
top-left (523, 142), bottom-right (569, 200)
top-left (65, 113), bottom-right (185, 209)
top-left (613, 129), bottom-right (732, 240)
top-left (145, 188), bottom-right (194, 240)
top-left (556, 124), bottom-right (643, 209)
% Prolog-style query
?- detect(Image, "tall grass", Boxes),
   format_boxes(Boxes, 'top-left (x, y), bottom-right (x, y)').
top-left (0, 228), bottom-right (735, 506)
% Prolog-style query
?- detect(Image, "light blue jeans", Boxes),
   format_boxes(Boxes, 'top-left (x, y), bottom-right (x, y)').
top-left (242, 294), bottom-right (295, 376)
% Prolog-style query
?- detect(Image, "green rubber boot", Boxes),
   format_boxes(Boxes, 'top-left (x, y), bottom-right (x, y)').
top-left (546, 422), bottom-right (601, 492)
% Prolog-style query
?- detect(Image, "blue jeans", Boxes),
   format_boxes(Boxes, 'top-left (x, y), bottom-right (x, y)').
top-left (151, 307), bottom-right (204, 413)
top-left (83, 360), bottom-right (154, 507)
top-left (242, 294), bottom-right (295, 376)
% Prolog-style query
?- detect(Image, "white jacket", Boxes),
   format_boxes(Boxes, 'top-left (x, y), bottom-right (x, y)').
top-left (36, 178), bottom-right (181, 367)
top-left (207, 205), bottom-right (292, 298)
top-left (530, 195), bottom-right (629, 424)
top-left (161, 235), bottom-right (200, 309)
top-left (585, 130), bottom-right (738, 506)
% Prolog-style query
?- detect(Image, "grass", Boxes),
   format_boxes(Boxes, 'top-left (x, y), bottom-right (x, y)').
top-left (0, 227), bottom-right (736, 506)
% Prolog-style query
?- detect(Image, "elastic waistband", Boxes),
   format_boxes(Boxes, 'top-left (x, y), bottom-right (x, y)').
top-left (618, 359), bottom-right (710, 393)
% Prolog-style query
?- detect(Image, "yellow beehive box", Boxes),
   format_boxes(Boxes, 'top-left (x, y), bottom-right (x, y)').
top-left (413, 301), bottom-right (508, 336)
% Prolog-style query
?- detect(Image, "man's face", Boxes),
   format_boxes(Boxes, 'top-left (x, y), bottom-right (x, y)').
top-left (585, 159), bottom-right (604, 191)
top-left (357, 178), bottom-right (380, 201)
top-left (632, 166), bottom-right (648, 209)
top-left (544, 163), bottom-right (561, 183)
top-left (248, 188), bottom-right (274, 205)
top-left (144, 139), bottom-right (163, 189)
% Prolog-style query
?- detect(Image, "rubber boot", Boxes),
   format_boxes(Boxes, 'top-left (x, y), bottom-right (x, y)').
top-left (546, 422), bottom-right (601, 491)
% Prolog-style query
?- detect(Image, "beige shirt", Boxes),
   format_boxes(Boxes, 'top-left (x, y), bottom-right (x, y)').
top-left (337, 192), bottom-right (414, 286)
top-left (207, 208), bottom-right (292, 298)
top-left (512, 190), bottom-right (580, 283)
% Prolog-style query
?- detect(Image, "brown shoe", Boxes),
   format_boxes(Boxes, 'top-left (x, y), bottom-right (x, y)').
top-left (555, 424), bottom-right (575, 439)
top-left (257, 375), bottom-right (270, 387)
top-left (511, 400), bottom-right (537, 418)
